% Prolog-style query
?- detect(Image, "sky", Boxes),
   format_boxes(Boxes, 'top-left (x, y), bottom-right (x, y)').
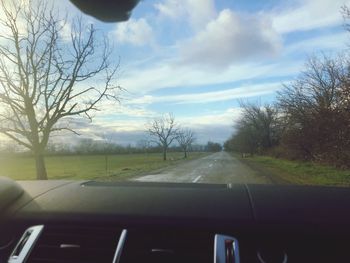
top-left (2, 0), bottom-right (350, 147)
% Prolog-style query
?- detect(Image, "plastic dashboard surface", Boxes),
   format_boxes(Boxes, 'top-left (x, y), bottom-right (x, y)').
top-left (2, 180), bottom-right (350, 263)
top-left (3, 180), bottom-right (350, 228)
top-left (9, 181), bottom-right (254, 227)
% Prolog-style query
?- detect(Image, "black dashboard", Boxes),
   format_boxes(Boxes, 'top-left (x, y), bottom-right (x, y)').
top-left (1, 177), bottom-right (350, 262)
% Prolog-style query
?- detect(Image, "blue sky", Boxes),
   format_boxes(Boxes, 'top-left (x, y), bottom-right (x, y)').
top-left (44, 0), bottom-right (350, 145)
top-left (66, 0), bottom-right (349, 144)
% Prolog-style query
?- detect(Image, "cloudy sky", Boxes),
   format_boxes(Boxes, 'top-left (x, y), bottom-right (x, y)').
top-left (4, 0), bottom-right (350, 146)
top-left (78, 0), bottom-right (350, 145)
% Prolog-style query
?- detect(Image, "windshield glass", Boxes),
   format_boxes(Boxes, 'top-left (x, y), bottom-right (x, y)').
top-left (0, 0), bottom-right (349, 187)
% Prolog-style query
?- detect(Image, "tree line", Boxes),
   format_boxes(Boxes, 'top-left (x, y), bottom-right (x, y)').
top-left (225, 53), bottom-right (350, 168)
top-left (0, 137), bottom-right (221, 157)
top-left (224, 6), bottom-right (350, 169)
top-left (147, 113), bottom-right (222, 160)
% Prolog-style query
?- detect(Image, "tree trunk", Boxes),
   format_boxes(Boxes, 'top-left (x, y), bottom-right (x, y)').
top-left (34, 152), bottom-right (48, 180)
top-left (184, 150), bottom-right (187, 158)
top-left (105, 155), bottom-right (108, 176)
top-left (163, 148), bottom-right (167, 161)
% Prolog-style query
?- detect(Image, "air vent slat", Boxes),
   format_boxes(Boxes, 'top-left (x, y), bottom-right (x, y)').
top-left (26, 226), bottom-right (122, 263)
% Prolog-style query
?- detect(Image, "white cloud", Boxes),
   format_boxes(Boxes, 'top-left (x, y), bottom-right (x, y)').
top-left (119, 59), bottom-right (302, 94)
top-left (130, 82), bottom-right (281, 105)
top-left (59, 21), bottom-right (73, 42)
top-left (92, 100), bottom-right (154, 118)
top-left (119, 28), bottom-right (347, 94)
top-left (48, 119), bottom-right (149, 146)
top-left (272, 0), bottom-right (350, 34)
top-left (0, 1), bottom-right (29, 38)
top-left (51, 110), bottom-right (241, 145)
top-left (93, 119), bottom-right (146, 132)
top-left (180, 108), bottom-right (242, 127)
top-left (154, 0), bottom-right (186, 19)
top-left (92, 108), bottom-right (242, 144)
top-left (113, 18), bottom-right (154, 46)
top-left (154, 0), bottom-right (216, 30)
top-left (178, 9), bottom-right (282, 69)
top-left (177, 108), bottom-right (243, 143)
top-left (284, 31), bottom-right (349, 55)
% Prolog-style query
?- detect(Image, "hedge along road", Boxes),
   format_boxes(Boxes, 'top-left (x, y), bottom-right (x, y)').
top-left (133, 151), bottom-right (274, 184)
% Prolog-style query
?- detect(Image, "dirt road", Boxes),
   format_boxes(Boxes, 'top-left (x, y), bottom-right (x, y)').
top-left (133, 152), bottom-right (272, 184)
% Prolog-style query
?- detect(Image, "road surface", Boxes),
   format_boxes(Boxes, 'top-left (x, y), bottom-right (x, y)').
top-left (133, 152), bottom-right (272, 184)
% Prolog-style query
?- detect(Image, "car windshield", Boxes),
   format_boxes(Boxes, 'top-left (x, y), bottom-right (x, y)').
top-left (0, 0), bottom-right (349, 187)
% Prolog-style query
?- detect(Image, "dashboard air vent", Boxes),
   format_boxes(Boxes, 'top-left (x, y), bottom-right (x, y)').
top-left (8, 225), bottom-right (44, 263)
top-left (214, 234), bottom-right (240, 263)
top-left (25, 225), bottom-right (123, 263)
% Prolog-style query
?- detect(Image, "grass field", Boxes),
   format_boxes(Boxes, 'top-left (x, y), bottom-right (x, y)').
top-left (242, 155), bottom-right (350, 187)
top-left (0, 152), bottom-right (207, 181)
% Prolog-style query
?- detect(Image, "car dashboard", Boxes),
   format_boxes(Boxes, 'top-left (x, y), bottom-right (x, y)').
top-left (1, 177), bottom-right (350, 263)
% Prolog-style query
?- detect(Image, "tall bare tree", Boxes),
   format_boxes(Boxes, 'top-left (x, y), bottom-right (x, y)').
top-left (239, 102), bottom-right (281, 150)
top-left (224, 102), bottom-right (280, 156)
top-left (277, 55), bottom-right (350, 165)
top-left (148, 113), bottom-right (178, 161)
top-left (176, 128), bottom-right (195, 158)
top-left (0, 1), bottom-right (120, 179)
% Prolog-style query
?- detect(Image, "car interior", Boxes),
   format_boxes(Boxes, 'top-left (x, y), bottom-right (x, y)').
top-left (1, 0), bottom-right (350, 263)
top-left (1, 177), bottom-right (350, 263)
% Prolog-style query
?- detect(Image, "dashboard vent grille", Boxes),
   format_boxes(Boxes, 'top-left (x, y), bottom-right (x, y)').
top-left (26, 225), bottom-right (121, 263)
top-left (120, 229), bottom-right (214, 263)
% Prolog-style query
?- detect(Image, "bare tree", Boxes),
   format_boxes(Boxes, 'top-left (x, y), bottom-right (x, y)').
top-left (176, 128), bottom-right (195, 158)
top-left (0, 1), bottom-right (120, 179)
top-left (148, 113), bottom-right (178, 161)
top-left (277, 55), bottom-right (350, 165)
top-left (224, 102), bottom-right (281, 156)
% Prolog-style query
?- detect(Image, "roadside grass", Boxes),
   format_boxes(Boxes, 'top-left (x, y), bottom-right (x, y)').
top-left (0, 152), bottom-right (208, 181)
top-left (242, 155), bottom-right (350, 186)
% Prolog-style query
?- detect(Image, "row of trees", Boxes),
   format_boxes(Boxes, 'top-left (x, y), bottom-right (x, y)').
top-left (226, 6), bottom-right (350, 169)
top-left (147, 113), bottom-right (195, 160)
top-left (147, 113), bottom-right (224, 160)
top-left (224, 103), bottom-right (280, 156)
top-left (43, 139), bottom-right (221, 156)
top-left (0, 137), bottom-right (221, 157)
top-left (225, 54), bottom-right (350, 168)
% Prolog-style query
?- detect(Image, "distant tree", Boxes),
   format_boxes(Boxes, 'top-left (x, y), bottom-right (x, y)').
top-left (55, 143), bottom-right (73, 155)
top-left (176, 128), bottom-right (195, 158)
top-left (239, 102), bottom-right (281, 152)
top-left (223, 139), bottom-right (232, 152)
top-left (206, 141), bottom-right (222, 152)
top-left (148, 113), bottom-right (178, 161)
top-left (0, 140), bottom-right (20, 154)
top-left (75, 139), bottom-right (95, 154)
top-left (191, 144), bottom-right (206, 152)
top-left (45, 143), bottom-right (57, 154)
top-left (224, 124), bottom-right (259, 156)
top-left (0, 1), bottom-right (121, 179)
top-left (136, 139), bottom-right (151, 153)
top-left (225, 102), bottom-right (280, 156)
top-left (225, 8), bottom-right (350, 167)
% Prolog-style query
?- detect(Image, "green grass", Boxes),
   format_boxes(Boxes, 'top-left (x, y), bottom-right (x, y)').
top-left (245, 155), bottom-right (350, 186)
top-left (0, 152), bottom-right (207, 181)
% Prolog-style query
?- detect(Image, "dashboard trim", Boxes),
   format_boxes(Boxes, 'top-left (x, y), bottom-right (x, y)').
top-left (7, 225), bottom-right (44, 263)
top-left (112, 229), bottom-right (128, 263)
top-left (214, 234), bottom-right (240, 263)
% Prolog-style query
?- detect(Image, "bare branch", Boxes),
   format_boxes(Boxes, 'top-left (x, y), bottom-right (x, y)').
top-left (147, 113), bottom-right (179, 160)
top-left (0, 0), bottom-right (122, 179)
